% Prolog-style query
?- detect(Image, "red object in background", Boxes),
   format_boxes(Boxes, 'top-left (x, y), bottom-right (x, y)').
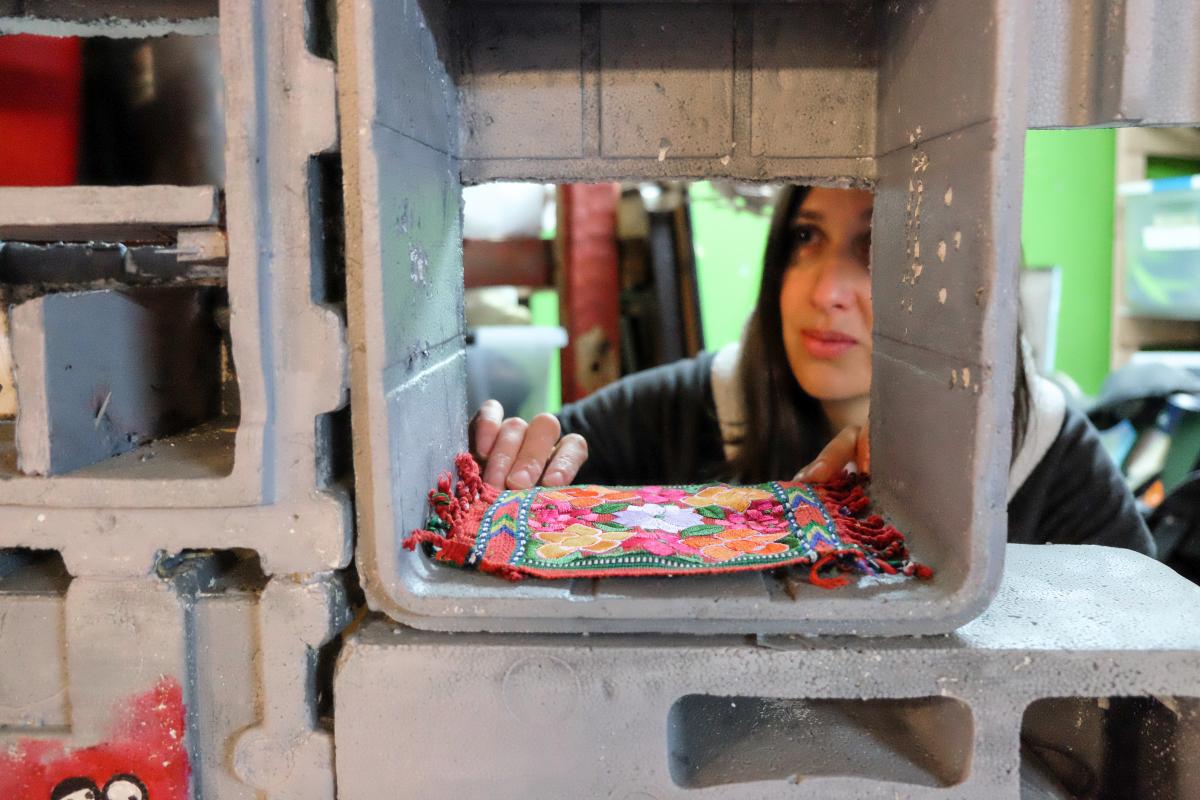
top-left (557, 183), bottom-right (622, 403)
top-left (0, 34), bottom-right (82, 186)
top-left (0, 677), bottom-right (191, 799)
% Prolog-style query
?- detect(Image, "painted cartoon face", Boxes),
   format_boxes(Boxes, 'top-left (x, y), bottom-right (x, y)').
top-left (50, 777), bottom-right (100, 800)
top-left (102, 774), bottom-right (147, 800)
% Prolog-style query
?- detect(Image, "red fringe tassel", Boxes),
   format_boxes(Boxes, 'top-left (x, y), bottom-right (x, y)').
top-left (402, 453), bottom-right (499, 567)
top-left (811, 473), bottom-right (933, 588)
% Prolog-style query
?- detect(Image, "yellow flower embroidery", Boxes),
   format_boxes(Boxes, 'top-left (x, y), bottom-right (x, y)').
top-left (534, 523), bottom-right (634, 561)
top-left (682, 485), bottom-right (774, 513)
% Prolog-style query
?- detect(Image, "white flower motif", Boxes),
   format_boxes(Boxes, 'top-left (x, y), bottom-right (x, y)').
top-left (612, 503), bottom-right (704, 533)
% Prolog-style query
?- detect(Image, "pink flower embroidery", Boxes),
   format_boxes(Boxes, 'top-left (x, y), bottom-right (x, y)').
top-left (529, 500), bottom-right (602, 531)
top-left (637, 486), bottom-right (690, 505)
top-left (622, 530), bottom-right (702, 558)
top-left (722, 503), bottom-right (788, 535)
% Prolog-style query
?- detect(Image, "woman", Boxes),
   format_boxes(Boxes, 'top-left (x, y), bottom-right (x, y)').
top-left (471, 186), bottom-right (1153, 552)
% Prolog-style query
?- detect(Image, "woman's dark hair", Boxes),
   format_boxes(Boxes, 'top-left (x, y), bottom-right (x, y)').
top-left (729, 184), bottom-right (1030, 482)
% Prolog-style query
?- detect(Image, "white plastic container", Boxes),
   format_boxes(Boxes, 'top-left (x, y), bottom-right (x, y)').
top-left (465, 325), bottom-right (568, 419)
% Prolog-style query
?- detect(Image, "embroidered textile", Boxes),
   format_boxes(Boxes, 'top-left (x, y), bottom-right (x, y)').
top-left (404, 454), bottom-right (932, 588)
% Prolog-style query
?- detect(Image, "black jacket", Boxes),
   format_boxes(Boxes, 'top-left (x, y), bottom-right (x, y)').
top-left (559, 352), bottom-right (1154, 554)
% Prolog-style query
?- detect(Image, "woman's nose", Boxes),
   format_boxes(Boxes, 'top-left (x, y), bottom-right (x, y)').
top-left (809, 255), bottom-right (857, 312)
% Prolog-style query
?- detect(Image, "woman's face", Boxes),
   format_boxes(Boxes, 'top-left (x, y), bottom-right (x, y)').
top-left (778, 187), bottom-right (874, 402)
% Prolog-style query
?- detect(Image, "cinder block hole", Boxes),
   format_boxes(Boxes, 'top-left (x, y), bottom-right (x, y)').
top-left (0, 286), bottom-right (237, 479)
top-left (77, 34), bottom-right (223, 187)
top-left (0, 548), bottom-right (70, 594)
top-left (667, 694), bottom-right (972, 789)
top-left (157, 548), bottom-right (268, 593)
top-left (306, 0), bottom-right (337, 62)
top-left (1021, 695), bottom-right (1200, 799)
top-left (310, 153), bottom-right (347, 306)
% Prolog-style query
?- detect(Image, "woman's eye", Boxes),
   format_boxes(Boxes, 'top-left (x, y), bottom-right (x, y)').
top-left (793, 224), bottom-right (819, 248)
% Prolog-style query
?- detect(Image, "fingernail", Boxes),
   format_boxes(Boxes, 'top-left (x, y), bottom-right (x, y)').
top-left (507, 469), bottom-right (533, 489)
top-left (800, 461), bottom-right (825, 481)
top-left (542, 470), bottom-right (563, 486)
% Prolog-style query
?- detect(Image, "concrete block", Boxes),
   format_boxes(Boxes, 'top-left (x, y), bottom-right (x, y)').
top-left (335, 545), bottom-right (1200, 799)
top-left (0, 0), bottom-right (350, 578)
top-left (1028, 0), bottom-right (1200, 128)
top-left (340, 0), bottom-right (1032, 635)
top-left (458, 4), bottom-right (584, 160)
top-left (10, 288), bottom-right (222, 476)
top-left (0, 558), bottom-right (348, 799)
top-left (0, 185), bottom-right (219, 243)
top-left (599, 4), bottom-right (734, 159)
top-left (232, 574), bottom-right (352, 799)
top-left (750, 3), bottom-right (877, 159)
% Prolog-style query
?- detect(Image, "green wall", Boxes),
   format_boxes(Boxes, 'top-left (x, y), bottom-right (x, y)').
top-left (691, 182), bottom-right (772, 350)
top-left (1020, 129), bottom-right (1116, 395)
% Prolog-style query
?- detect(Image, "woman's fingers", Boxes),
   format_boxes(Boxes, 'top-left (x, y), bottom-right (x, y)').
top-left (856, 423), bottom-right (871, 474)
top-left (506, 413), bottom-right (562, 489)
top-left (481, 416), bottom-right (529, 489)
top-left (795, 425), bottom-right (861, 482)
top-left (472, 403), bottom-right (587, 489)
top-left (469, 399), bottom-right (505, 459)
top-left (541, 433), bottom-right (589, 486)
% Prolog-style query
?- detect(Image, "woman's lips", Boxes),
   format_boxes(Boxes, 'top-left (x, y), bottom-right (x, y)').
top-left (800, 329), bottom-right (858, 359)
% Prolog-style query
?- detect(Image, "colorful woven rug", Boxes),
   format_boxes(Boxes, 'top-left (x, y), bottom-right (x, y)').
top-left (404, 454), bottom-right (932, 588)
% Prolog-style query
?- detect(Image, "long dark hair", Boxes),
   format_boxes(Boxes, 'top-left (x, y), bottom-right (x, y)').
top-left (729, 185), bottom-right (1029, 482)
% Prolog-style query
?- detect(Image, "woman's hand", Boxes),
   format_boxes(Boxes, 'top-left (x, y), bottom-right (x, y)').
top-left (794, 424), bottom-right (870, 482)
top-left (470, 399), bottom-right (589, 490)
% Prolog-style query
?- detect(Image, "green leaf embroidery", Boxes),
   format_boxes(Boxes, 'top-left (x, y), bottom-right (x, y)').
top-left (679, 524), bottom-right (726, 537)
top-left (695, 505), bottom-right (727, 519)
top-left (594, 521), bottom-right (628, 532)
top-left (591, 502), bottom-right (630, 515)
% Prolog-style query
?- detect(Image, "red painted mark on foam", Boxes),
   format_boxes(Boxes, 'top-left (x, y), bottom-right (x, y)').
top-left (0, 677), bottom-right (190, 799)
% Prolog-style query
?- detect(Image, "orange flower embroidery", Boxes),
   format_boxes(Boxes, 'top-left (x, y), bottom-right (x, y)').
top-left (685, 528), bottom-right (792, 563)
top-left (540, 486), bottom-right (642, 509)
top-left (681, 485), bottom-right (775, 513)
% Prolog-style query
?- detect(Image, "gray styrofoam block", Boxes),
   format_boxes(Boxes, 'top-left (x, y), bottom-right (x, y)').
top-left (1028, 0), bottom-right (1200, 128)
top-left (869, 338), bottom-right (1005, 595)
top-left (375, 131), bottom-right (464, 364)
top-left (20, 0), bottom-right (216, 22)
top-left (362, 0), bottom-right (456, 156)
top-left (342, 0), bottom-right (1027, 634)
top-left (0, 185), bottom-right (219, 243)
top-left (335, 545), bottom-right (1200, 800)
top-left (10, 288), bottom-right (221, 476)
top-left (599, 4), bottom-right (734, 159)
top-left (0, 0), bottom-right (349, 577)
top-left (233, 574), bottom-right (351, 798)
top-left (448, 1), bottom-right (889, 182)
top-left (750, 3), bottom-right (877, 159)
top-left (458, 4), bottom-right (584, 160)
top-left (871, 120), bottom-right (1009, 366)
top-left (876, 0), bottom-right (1007, 157)
top-left (0, 565), bottom-right (347, 799)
